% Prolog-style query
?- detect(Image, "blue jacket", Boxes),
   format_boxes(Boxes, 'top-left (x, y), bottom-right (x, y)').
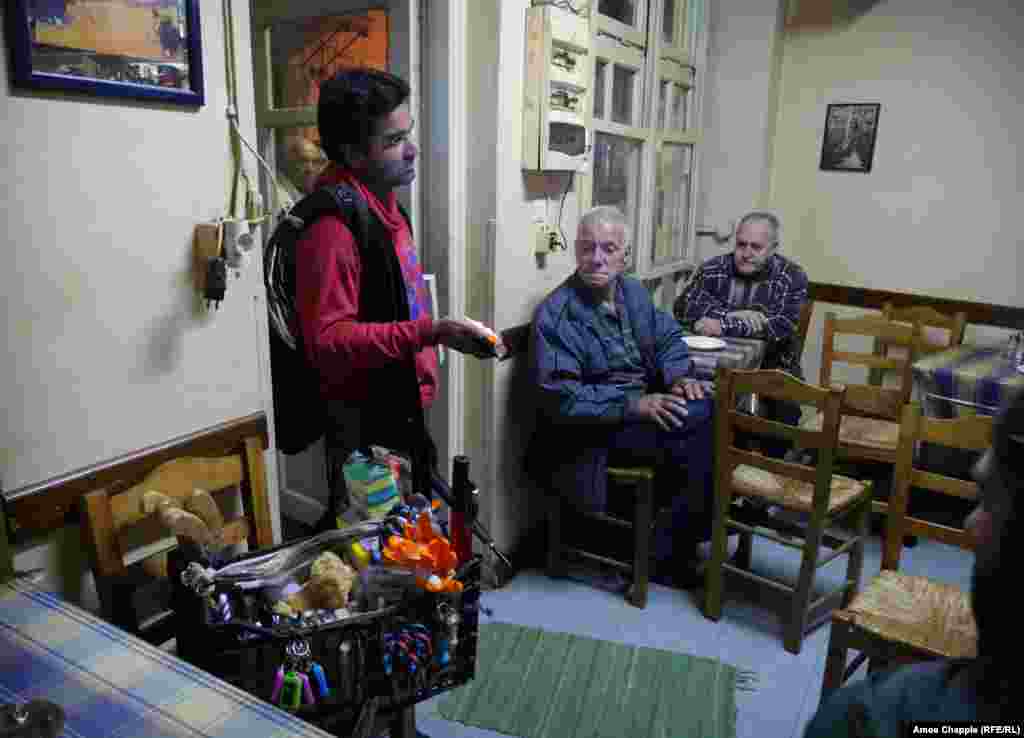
top-left (527, 273), bottom-right (695, 511)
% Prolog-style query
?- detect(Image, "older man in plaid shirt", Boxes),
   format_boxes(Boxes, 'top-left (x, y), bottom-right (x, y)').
top-left (675, 211), bottom-right (809, 446)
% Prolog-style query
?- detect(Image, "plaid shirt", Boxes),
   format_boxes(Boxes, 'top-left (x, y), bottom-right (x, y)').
top-left (675, 252), bottom-right (809, 377)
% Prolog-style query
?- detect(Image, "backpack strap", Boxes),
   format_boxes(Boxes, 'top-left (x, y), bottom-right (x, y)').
top-left (288, 184), bottom-right (369, 245)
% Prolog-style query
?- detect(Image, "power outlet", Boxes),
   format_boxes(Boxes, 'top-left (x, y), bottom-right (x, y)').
top-left (546, 228), bottom-right (564, 252)
top-left (532, 218), bottom-right (549, 255)
top-left (532, 221), bottom-right (565, 255)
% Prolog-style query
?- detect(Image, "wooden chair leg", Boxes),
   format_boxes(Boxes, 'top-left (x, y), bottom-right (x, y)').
top-left (734, 531), bottom-right (753, 570)
top-left (629, 476), bottom-right (652, 609)
top-left (786, 517), bottom-right (824, 654)
top-left (546, 494), bottom-right (567, 579)
top-left (843, 494), bottom-right (871, 609)
top-left (821, 619), bottom-right (850, 705)
top-left (703, 490), bottom-right (732, 622)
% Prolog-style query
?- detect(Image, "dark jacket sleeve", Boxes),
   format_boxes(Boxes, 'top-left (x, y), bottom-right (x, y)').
top-left (532, 302), bottom-right (630, 424)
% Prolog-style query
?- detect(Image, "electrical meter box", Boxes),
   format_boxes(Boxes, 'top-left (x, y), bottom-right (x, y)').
top-left (522, 5), bottom-right (591, 172)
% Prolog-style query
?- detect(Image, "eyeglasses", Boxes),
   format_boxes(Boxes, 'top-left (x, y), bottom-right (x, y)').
top-left (575, 239), bottom-right (623, 256)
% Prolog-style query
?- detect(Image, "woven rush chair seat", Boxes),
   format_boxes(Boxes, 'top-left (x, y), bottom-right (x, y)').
top-left (835, 570), bottom-right (976, 660)
top-left (819, 403), bottom-right (991, 704)
top-left (731, 464), bottom-right (867, 514)
top-left (704, 368), bottom-right (873, 655)
top-left (803, 412), bottom-right (900, 453)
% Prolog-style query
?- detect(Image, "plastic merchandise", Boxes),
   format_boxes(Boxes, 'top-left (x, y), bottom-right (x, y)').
top-left (381, 510), bottom-right (462, 594)
top-left (181, 523), bottom-right (384, 596)
top-left (337, 450), bottom-right (403, 529)
top-left (350, 565), bottom-right (420, 610)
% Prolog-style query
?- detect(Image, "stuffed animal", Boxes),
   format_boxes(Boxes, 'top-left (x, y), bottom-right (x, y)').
top-left (274, 552), bottom-right (357, 617)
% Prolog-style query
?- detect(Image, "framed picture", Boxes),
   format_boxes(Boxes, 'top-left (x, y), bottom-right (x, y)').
top-left (5, 0), bottom-right (204, 106)
top-left (819, 103), bottom-right (880, 173)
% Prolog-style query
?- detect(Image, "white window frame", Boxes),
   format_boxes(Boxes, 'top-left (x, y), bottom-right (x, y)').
top-left (588, 0), bottom-right (706, 280)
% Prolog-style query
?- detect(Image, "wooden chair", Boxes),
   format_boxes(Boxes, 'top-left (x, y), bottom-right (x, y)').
top-left (704, 368), bottom-right (873, 654)
top-left (502, 321), bottom-right (661, 608)
top-left (805, 314), bottom-right (924, 522)
top-left (868, 303), bottom-right (966, 387)
top-left (547, 466), bottom-right (655, 608)
top-left (796, 300), bottom-right (814, 362)
top-left (882, 303), bottom-right (966, 354)
top-left (80, 435), bottom-right (274, 647)
top-left (820, 402), bottom-right (990, 702)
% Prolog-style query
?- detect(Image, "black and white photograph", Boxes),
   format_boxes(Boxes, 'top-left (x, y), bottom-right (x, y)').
top-left (819, 102), bottom-right (880, 172)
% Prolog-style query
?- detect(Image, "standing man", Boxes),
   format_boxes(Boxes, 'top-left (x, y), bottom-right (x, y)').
top-left (675, 211), bottom-right (809, 440)
top-left (529, 205), bottom-right (715, 588)
top-left (295, 68), bottom-right (499, 512)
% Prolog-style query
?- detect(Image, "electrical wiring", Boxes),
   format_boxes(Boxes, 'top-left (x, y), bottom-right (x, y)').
top-left (531, 0), bottom-right (589, 16)
top-left (227, 110), bottom-right (296, 214)
top-left (558, 171), bottom-right (574, 250)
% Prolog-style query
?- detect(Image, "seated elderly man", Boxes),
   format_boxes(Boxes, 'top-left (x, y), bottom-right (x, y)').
top-left (803, 391), bottom-right (1023, 734)
top-left (527, 205), bottom-right (714, 588)
top-left (676, 211), bottom-right (809, 455)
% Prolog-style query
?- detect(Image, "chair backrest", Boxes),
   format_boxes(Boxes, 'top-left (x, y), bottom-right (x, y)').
top-left (80, 435), bottom-right (273, 641)
top-left (882, 402), bottom-right (992, 570)
top-left (882, 303), bottom-right (967, 353)
top-left (820, 312), bottom-right (922, 422)
top-left (795, 300), bottom-right (814, 361)
top-left (715, 367), bottom-right (846, 518)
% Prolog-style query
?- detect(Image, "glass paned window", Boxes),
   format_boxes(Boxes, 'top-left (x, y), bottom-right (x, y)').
top-left (657, 80), bottom-right (670, 130)
top-left (662, 0), bottom-right (677, 44)
top-left (598, 0), bottom-right (637, 27)
top-left (593, 132), bottom-right (642, 257)
top-left (672, 83), bottom-right (689, 129)
top-left (611, 65), bottom-right (637, 125)
top-left (594, 60), bottom-right (607, 119)
top-left (651, 143), bottom-right (692, 266)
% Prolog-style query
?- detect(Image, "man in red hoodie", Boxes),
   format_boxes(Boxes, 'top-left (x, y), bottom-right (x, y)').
top-left (295, 68), bottom-right (498, 506)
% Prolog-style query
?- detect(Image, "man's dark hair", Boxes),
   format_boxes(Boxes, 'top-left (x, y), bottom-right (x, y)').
top-left (317, 68), bottom-right (410, 166)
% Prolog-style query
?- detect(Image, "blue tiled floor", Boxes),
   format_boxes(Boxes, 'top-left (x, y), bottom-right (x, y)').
top-left (411, 532), bottom-right (973, 738)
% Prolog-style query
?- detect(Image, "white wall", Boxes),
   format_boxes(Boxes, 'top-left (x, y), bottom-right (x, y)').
top-left (770, 0), bottom-right (1024, 382)
top-left (0, 2), bottom-right (275, 605)
top-left (485, 0), bottom-right (584, 554)
top-left (696, 0), bottom-right (786, 262)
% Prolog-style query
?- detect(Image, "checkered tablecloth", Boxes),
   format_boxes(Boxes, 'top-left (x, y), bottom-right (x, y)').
top-left (913, 344), bottom-right (1024, 417)
top-left (684, 334), bottom-right (768, 381)
top-left (0, 578), bottom-right (333, 738)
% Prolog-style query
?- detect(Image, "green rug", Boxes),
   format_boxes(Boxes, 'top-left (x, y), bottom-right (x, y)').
top-left (438, 622), bottom-right (749, 738)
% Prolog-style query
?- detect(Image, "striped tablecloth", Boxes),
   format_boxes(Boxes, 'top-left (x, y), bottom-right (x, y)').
top-left (912, 344), bottom-right (1024, 417)
top-left (684, 334), bottom-right (768, 381)
top-left (0, 578), bottom-right (333, 738)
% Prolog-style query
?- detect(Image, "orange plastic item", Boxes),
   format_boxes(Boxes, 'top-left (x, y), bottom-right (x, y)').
top-left (381, 511), bottom-right (460, 591)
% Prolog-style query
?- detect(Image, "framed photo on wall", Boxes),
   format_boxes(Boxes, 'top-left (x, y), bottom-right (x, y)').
top-left (5, 0), bottom-right (204, 106)
top-left (819, 103), bottom-right (880, 173)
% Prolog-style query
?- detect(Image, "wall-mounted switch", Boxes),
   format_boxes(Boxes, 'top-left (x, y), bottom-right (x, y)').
top-left (193, 222), bottom-right (223, 292)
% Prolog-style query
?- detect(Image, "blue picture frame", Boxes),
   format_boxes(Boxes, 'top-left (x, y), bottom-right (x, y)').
top-left (5, 0), bottom-right (204, 107)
